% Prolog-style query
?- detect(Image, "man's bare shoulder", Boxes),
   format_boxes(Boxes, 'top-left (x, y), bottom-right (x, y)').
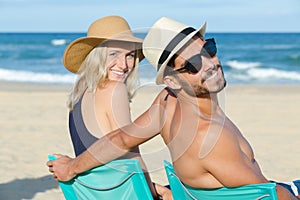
top-left (155, 87), bottom-right (177, 104)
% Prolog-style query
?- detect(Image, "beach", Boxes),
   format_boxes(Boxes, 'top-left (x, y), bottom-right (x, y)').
top-left (0, 82), bottom-right (299, 200)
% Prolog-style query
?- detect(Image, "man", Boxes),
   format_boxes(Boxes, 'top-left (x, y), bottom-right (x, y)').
top-left (47, 17), bottom-right (299, 199)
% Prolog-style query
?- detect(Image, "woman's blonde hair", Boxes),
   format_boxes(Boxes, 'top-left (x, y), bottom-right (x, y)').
top-left (67, 42), bottom-right (140, 110)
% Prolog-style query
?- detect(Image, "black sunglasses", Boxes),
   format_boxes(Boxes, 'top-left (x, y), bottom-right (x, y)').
top-left (174, 38), bottom-right (217, 74)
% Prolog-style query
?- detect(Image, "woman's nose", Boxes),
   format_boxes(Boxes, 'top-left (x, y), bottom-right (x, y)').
top-left (116, 56), bottom-right (128, 70)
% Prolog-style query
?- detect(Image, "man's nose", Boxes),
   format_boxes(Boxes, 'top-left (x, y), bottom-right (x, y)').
top-left (203, 58), bottom-right (216, 72)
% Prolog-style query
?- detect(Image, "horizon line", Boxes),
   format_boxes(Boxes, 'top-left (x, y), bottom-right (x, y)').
top-left (0, 31), bottom-right (300, 34)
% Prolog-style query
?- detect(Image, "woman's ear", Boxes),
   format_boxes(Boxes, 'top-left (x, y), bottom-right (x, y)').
top-left (163, 76), bottom-right (181, 90)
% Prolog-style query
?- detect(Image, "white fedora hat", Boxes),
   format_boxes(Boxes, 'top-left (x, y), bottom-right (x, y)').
top-left (143, 17), bottom-right (206, 84)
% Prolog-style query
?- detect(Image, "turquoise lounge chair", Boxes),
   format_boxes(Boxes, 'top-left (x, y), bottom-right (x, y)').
top-left (164, 160), bottom-right (278, 200)
top-left (48, 155), bottom-right (153, 200)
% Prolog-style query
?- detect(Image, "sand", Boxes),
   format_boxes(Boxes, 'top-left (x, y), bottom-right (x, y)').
top-left (0, 82), bottom-right (299, 200)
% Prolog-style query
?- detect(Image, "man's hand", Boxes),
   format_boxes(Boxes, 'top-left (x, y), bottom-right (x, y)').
top-left (46, 154), bottom-right (77, 182)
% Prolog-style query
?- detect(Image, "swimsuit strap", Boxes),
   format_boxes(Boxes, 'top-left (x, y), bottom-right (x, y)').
top-left (164, 87), bottom-right (177, 101)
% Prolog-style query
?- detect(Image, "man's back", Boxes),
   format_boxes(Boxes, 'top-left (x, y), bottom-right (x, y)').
top-left (157, 88), bottom-right (267, 189)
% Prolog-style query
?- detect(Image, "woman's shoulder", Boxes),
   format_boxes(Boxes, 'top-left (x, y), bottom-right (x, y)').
top-left (97, 81), bottom-right (127, 93)
top-left (95, 81), bottom-right (128, 100)
top-left (104, 80), bottom-right (127, 90)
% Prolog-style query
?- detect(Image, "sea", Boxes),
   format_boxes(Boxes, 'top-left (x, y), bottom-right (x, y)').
top-left (0, 32), bottom-right (299, 85)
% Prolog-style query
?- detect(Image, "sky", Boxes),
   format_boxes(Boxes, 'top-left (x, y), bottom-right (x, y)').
top-left (0, 0), bottom-right (299, 33)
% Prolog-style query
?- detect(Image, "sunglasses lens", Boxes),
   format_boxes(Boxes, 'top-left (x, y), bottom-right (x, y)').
top-left (185, 55), bottom-right (202, 73)
top-left (174, 39), bottom-right (217, 74)
top-left (203, 38), bottom-right (217, 57)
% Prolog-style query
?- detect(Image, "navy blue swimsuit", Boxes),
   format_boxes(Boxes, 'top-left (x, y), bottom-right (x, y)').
top-left (69, 97), bottom-right (98, 156)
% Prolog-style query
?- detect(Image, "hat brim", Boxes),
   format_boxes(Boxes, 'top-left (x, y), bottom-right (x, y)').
top-left (63, 36), bottom-right (144, 74)
top-left (155, 23), bottom-right (206, 84)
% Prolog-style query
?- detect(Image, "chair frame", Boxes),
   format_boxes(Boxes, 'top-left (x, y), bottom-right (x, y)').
top-left (48, 155), bottom-right (153, 200)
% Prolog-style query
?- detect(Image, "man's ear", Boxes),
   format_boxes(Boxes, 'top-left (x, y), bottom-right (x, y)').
top-left (163, 76), bottom-right (181, 90)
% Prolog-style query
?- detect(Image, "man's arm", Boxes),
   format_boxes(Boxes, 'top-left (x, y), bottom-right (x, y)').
top-left (47, 90), bottom-right (167, 181)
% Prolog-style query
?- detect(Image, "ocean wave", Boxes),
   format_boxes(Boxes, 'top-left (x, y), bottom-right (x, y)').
top-left (226, 60), bottom-right (262, 70)
top-left (247, 68), bottom-right (300, 81)
top-left (261, 44), bottom-right (298, 50)
top-left (0, 68), bottom-right (76, 84)
top-left (51, 39), bottom-right (67, 46)
top-left (0, 68), bottom-right (155, 85)
top-left (289, 54), bottom-right (300, 60)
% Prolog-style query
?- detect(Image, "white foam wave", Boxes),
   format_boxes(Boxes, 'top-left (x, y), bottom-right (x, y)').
top-left (0, 68), bottom-right (76, 84)
top-left (51, 39), bottom-right (67, 46)
top-left (262, 44), bottom-right (296, 50)
top-left (226, 60), bottom-right (261, 70)
top-left (289, 54), bottom-right (300, 60)
top-left (247, 68), bottom-right (300, 81)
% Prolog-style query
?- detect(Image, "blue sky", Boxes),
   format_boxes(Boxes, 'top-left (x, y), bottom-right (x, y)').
top-left (1, 0), bottom-right (299, 33)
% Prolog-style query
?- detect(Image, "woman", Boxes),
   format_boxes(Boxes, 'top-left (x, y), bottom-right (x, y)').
top-left (63, 16), bottom-right (171, 199)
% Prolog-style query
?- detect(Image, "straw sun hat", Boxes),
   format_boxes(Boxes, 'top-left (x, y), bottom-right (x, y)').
top-left (63, 16), bottom-right (144, 73)
top-left (143, 17), bottom-right (206, 84)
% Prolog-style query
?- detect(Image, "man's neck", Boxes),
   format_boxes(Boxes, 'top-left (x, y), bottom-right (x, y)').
top-left (177, 91), bottom-right (220, 117)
